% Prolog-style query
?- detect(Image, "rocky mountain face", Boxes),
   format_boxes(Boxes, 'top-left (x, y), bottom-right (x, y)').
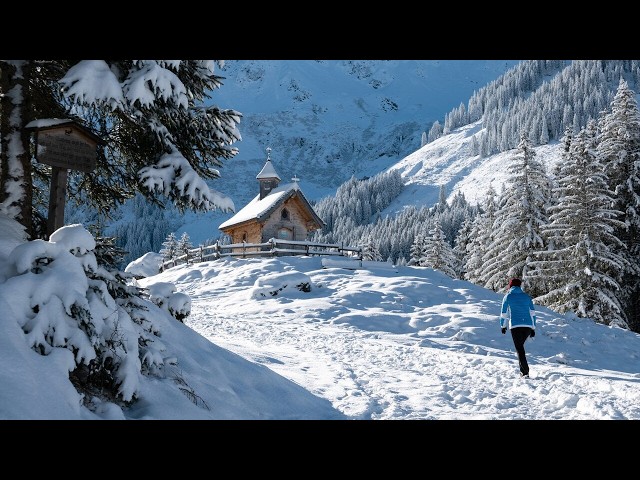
top-left (209, 60), bottom-right (520, 204)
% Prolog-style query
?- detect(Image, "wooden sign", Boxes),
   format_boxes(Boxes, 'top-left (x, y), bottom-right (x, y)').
top-left (26, 119), bottom-right (104, 236)
top-left (35, 124), bottom-right (99, 172)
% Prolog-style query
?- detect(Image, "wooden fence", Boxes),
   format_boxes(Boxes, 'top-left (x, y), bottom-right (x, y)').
top-left (161, 238), bottom-right (362, 271)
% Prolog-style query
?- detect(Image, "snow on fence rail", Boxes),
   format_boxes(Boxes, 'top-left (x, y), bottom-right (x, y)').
top-left (160, 238), bottom-right (362, 271)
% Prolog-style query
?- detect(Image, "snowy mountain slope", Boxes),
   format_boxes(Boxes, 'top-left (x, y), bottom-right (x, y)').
top-left (214, 60), bottom-right (518, 127)
top-left (383, 120), bottom-right (564, 212)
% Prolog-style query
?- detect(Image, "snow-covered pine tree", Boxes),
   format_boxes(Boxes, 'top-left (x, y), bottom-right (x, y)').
top-left (534, 127), bottom-right (568, 297)
top-left (450, 190), bottom-right (468, 210)
top-left (437, 192), bottom-right (472, 246)
top-left (361, 236), bottom-right (383, 261)
top-left (409, 233), bottom-right (427, 266)
top-left (160, 232), bottom-right (178, 263)
top-left (453, 211), bottom-right (475, 280)
top-left (4, 224), bottom-right (178, 405)
top-left (0, 60), bottom-right (241, 239)
top-left (427, 120), bottom-right (443, 143)
top-left (422, 219), bottom-right (457, 278)
top-left (464, 185), bottom-right (499, 285)
top-left (81, 235), bottom-right (170, 402)
top-left (478, 134), bottom-right (550, 296)
top-left (540, 116), bottom-right (550, 144)
top-left (532, 120), bottom-right (629, 327)
top-left (177, 232), bottom-right (193, 261)
top-left (597, 78), bottom-right (640, 331)
top-left (436, 184), bottom-right (448, 213)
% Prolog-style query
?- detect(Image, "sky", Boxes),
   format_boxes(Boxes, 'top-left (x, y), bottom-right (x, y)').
top-left (2, 214), bottom-right (640, 420)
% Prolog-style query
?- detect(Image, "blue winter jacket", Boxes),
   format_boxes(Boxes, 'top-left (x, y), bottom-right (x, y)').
top-left (500, 286), bottom-right (537, 330)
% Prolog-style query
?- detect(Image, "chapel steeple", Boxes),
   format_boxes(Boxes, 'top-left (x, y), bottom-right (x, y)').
top-left (257, 147), bottom-right (281, 199)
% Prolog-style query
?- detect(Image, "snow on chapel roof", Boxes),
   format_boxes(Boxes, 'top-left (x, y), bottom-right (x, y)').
top-left (218, 182), bottom-right (298, 230)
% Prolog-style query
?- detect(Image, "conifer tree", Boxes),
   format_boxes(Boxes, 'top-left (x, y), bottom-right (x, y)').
top-left (361, 236), bottom-right (383, 261)
top-left (409, 233), bottom-right (427, 266)
top-left (436, 185), bottom-right (448, 213)
top-left (0, 60), bottom-right (241, 239)
top-left (6, 224), bottom-right (171, 404)
top-left (423, 219), bottom-right (457, 278)
top-left (160, 232), bottom-right (179, 262)
top-left (428, 120), bottom-right (443, 143)
top-left (597, 78), bottom-right (640, 331)
top-left (533, 120), bottom-right (629, 326)
top-left (464, 186), bottom-right (498, 285)
top-left (453, 212), bottom-right (475, 279)
top-left (178, 232), bottom-right (193, 260)
top-left (479, 134), bottom-right (550, 296)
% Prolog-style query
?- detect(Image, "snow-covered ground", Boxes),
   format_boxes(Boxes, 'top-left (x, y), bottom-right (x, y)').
top-left (141, 255), bottom-right (640, 420)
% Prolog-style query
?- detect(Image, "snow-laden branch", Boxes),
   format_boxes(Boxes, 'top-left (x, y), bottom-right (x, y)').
top-left (59, 60), bottom-right (124, 110)
top-left (123, 61), bottom-right (188, 109)
top-left (138, 150), bottom-right (235, 212)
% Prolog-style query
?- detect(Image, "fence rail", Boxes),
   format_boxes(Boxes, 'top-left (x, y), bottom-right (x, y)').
top-left (161, 238), bottom-right (362, 271)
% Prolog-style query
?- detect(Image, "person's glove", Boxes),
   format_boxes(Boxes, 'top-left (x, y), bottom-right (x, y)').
top-left (530, 329), bottom-right (536, 338)
top-left (501, 327), bottom-right (507, 334)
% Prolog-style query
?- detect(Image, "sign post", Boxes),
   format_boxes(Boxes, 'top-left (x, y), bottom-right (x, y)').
top-left (48, 166), bottom-right (69, 236)
top-left (26, 119), bottom-right (104, 237)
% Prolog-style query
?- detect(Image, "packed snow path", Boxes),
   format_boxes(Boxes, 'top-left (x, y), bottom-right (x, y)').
top-left (156, 256), bottom-right (640, 420)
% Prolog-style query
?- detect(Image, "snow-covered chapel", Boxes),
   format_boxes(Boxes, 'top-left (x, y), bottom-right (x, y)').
top-left (218, 149), bottom-right (324, 245)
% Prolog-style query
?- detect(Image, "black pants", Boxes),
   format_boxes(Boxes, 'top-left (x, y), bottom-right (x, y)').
top-left (511, 327), bottom-right (534, 375)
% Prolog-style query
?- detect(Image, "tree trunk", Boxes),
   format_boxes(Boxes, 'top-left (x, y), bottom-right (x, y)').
top-left (0, 60), bottom-right (35, 238)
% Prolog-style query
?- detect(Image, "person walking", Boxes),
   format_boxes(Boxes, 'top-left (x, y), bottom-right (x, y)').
top-left (500, 278), bottom-right (537, 378)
